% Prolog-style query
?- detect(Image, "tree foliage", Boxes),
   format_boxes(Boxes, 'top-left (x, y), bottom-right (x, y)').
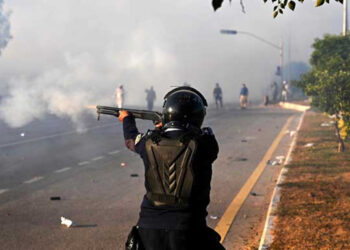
top-left (296, 34), bottom-right (350, 150)
top-left (212, 0), bottom-right (343, 18)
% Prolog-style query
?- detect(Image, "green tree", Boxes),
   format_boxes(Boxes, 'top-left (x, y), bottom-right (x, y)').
top-left (212, 0), bottom-right (344, 18)
top-left (296, 34), bottom-right (350, 151)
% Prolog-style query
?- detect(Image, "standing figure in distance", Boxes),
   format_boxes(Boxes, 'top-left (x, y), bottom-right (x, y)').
top-left (145, 86), bottom-right (156, 110)
top-left (115, 84), bottom-right (125, 108)
top-left (281, 81), bottom-right (289, 103)
top-left (213, 83), bottom-right (223, 110)
top-left (240, 83), bottom-right (249, 109)
top-left (120, 86), bottom-right (225, 250)
top-left (271, 81), bottom-right (278, 103)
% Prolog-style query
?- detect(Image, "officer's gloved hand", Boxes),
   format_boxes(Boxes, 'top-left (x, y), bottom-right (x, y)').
top-left (118, 110), bottom-right (129, 122)
top-left (155, 122), bottom-right (163, 129)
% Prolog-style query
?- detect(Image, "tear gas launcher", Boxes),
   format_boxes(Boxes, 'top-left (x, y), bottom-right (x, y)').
top-left (96, 105), bottom-right (162, 124)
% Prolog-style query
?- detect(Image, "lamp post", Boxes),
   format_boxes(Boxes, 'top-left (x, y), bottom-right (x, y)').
top-left (220, 29), bottom-right (284, 83)
top-left (343, 0), bottom-right (348, 36)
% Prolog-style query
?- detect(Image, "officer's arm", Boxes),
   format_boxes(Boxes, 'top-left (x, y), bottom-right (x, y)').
top-left (201, 127), bottom-right (219, 163)
top-left (122, 115), bottom-right (140, 152)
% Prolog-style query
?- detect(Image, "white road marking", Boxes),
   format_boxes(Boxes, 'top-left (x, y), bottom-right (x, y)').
top-left (54, 167), bottom-right (71, 173)
top-left (78, 161), bottom-right (90, 166)
top-left (108, 150), bottom-right (120, 155)
top-left (0, 122), bottom-right (117, 149)
top-left (91, 156), bottom-right (105, 161)
top-left (24, 176), bottom-right (44, 184)
top-left (0, 189), bottom-right (9, 194)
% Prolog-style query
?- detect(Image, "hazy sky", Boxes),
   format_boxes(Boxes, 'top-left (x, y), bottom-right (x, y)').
top-left (0, 0), bottom-right (345, 127)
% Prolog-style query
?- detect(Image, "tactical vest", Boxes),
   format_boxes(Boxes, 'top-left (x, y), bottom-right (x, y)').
top-left (145, 132), bottom-right (198, 208)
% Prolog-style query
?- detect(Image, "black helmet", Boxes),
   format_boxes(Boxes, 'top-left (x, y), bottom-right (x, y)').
top-left (162, 86), bottom-right (208, 128)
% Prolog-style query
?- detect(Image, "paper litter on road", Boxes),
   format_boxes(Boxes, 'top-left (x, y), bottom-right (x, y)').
top-left (290, 131), bottom-right (296, 137)
top-left (20, 132), bottom-right (25, 137)
top-left (271, 161), bottom-right (280, 166)
top-left (321, 123), bottom-right (331, 127)
top-left (61, 217), bottom-right (74, 228)
top-left (304, 143), bottom-right (315, 148)
top-left (275, 156), bottom-right (285, 164)
top-left (209, 215), bottom-right (218, 220)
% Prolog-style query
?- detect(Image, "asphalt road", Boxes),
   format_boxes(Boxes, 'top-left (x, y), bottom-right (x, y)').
top-left (0, 105), bottom-right (298, 249)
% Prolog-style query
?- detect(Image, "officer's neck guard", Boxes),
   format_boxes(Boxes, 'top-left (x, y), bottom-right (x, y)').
top-left (163, 121), bottom-right (201, 134)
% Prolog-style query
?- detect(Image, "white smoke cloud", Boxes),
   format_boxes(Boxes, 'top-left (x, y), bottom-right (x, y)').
top-left (0, 47), bottom-right (177, 129)
top-left (0, 0), bottom-right (11, 55)
top-left (0, 0), bottom-right (342, 130)
top-left (0, 52), bottom-right (114, 128)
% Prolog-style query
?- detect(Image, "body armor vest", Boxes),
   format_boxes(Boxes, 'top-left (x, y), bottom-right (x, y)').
top-left (145, 132), bottom-right (197, 208)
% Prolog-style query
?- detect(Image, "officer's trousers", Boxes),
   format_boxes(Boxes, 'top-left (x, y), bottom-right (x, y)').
top-left (138, 227), bottom-right (225, 250)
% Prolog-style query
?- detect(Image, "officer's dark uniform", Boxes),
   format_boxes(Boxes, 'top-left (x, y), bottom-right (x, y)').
top-left (123, 87), bottom-right (225, 250)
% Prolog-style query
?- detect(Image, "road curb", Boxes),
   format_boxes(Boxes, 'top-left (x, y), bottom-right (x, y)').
top-left (258, 112), bottom-right (306, 250)
top-left (279, 102), bottom-right (310, 112)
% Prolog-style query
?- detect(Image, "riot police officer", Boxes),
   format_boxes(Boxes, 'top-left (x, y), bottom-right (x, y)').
top-left (119, 86), bottom-right (225, 250)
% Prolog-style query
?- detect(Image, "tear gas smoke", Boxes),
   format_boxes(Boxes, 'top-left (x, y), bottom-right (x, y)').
top-left (0, 0), bottom-right (342, 131)
top-left (0, 0), bottom-right (11, 55)
top-left (0, 50), bottom-right (177, 131)
top-left (0, 53), bottom-right (114, 130)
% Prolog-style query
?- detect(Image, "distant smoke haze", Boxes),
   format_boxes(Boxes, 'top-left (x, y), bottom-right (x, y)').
top-left (0, 0), bottom-right (11, 55)
top-left (0, 0), bottom-right (343, 129)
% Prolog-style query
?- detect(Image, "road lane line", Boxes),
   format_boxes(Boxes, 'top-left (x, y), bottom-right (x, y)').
top-left (108, 150), bottom-right (120, 155)
top-left (54, 167), bottom-right (71, 173)
top-left (24, 176), bottom-right (44, 184)
top-left (91, 156), bottom-right (105, 161)
top-left (78, 161), bottom-right (90, 166)
top-left (214, 115), bottom-right (294, 243)
top-left (0, 122), bottom-right (117, 149)
top-left (0, 189), bottom-right (9, 194)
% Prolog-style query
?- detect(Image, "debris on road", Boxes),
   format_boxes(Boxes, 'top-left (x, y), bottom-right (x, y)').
top-left (250, 192), bottom-right (257, 196)
top-left (289, 131), bottom-right (296, 137)
top-left (20, 132), bottom-right (25, 137)
top-left (304, 143), bottom-right (315, 148)
top-left (275, 156), bottom-right (285, 164)
top-left (271, 161), bottom-right (280, 166)
top-left (321, 122), bottom-right (331, 127)
top-left (121, 162), bottom-right (126, 167)
top-left (209, 215), bottom-right (218, 220)
top-left (50, 196), bottom-right (61, 201)
top-left (61, 217), bottom-right (74, 228)
top-left (130, 174), bottom-right (139, 177)
top-left (241, 139), bottom-right (248, 142)
top-left (267, 159), bottom-right (280, 165)
top-left (235, 157), bottom-right (248, 162)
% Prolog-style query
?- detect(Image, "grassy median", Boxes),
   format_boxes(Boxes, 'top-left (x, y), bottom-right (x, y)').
top-left (271, 111), bottom-right (350, 249)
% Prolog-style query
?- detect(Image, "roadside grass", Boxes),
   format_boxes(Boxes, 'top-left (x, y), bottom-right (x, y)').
top-left (271, 111), bottom-right (350, 249)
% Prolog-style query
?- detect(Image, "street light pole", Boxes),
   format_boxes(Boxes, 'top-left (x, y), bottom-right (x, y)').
top-left (343, 0), bottom-right (348, 36)
top-left (280, 39), bottom-right (284, 84)
top-left (220, 29), bottom-right (284, 83)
